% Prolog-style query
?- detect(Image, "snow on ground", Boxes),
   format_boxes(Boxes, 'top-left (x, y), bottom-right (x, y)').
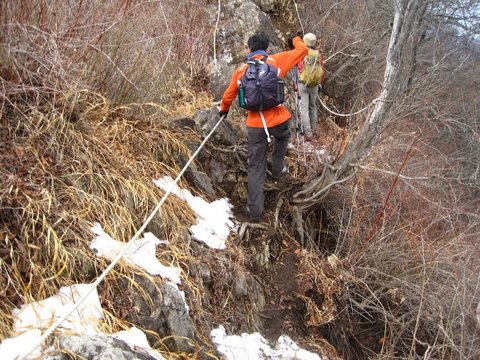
top-left (112, 327), bottom-right (166, 360)
top-left (90, 222), bottom-right (189, 310)
top-left (0, 178), bottom-right (324, 360)
top-left (154, 176), bottom-right (234, 250)
top-left (90, 223), bottom-right (182, 284)
top-left (211, 325), bottom-right (325, 360)
top-left (0, 220), bottom-right (187, 359)
top-left (13, 284), bottom-right (103, 335)
top-left (0, 284), bottom-right (166, 360)
top-left (0, 330), bottom-right (43, 360)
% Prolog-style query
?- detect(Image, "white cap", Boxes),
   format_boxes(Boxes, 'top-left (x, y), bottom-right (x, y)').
top-left (303, 33), bottom-right (317, 47)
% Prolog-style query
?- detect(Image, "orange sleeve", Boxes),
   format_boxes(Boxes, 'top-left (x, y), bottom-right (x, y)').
top-left (271, 36), bottom-right (308, 78)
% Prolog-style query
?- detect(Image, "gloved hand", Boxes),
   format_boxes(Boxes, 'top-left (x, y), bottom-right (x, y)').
top-left (219, 111), bottom-right (228, 118)
top-left (288, 31), bottom-right (304, 49)
top-left (287, 33), bottom-right (295, 49)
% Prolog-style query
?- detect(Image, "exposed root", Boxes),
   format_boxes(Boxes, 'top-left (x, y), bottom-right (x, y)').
top-left (237, 223), bottom-right (269, 244)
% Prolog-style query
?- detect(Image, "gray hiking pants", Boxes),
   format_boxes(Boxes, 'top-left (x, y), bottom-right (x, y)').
top-left (298, 82), bottom-right (318, 137)
top-left (247, 120), bottom-right (291, 220)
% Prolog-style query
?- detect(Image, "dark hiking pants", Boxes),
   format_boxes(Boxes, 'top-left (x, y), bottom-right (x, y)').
top-left (246, 119), bottom-right (291, 220)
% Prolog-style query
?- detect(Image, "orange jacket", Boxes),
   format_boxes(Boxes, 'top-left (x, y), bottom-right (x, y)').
top-left (220, 36), bottom-right (308, 128)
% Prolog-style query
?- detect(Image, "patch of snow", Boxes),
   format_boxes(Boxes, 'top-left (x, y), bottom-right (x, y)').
top-left (90, 223), bottom-right (182, 284)
top-left (112, 327), bottom-right (166, 360)
top-left (211, 325), bottom-right (324, 360)
top-left (276, 335), bottom-right (324, 360)
top-left (13, 284), bottom-right (103, 335)
top-left (0, 330), bottom-right (42, 360)
top-left (0, 285), bottom-right (166, 360)
top-left (154, 176), bottom-right (234, 249)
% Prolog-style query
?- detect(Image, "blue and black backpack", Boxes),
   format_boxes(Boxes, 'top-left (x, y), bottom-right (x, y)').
top-left (238, 56), bottom-right (284, 112)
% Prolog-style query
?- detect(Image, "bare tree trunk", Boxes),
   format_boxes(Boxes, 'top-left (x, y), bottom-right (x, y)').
top-left (406, 3), bottom-right (427, 94)
top-left (293, 0), bottom-right (425, 210)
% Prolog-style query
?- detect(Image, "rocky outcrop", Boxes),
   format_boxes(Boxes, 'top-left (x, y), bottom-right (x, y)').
top-left (113, 275), bottom-right (196, 353)
top-left (167, 109), bottom-right (243, 196)
top-left (53, 334), bottom-right (157, 360)
top-left (218, 0), bottom-right (282, 64)
top-left (169, 108), bottom-right (246, 197)
top-left (210, 61), bottom-right (237, 102)
top-left (188, 241), bottom-right (267, 333)
top-left (210, 0), bottom-right (285, 100)
top-left (193, 107), bottom-right (240, 146)
top-left (252, 0), bottom-right (278, 13)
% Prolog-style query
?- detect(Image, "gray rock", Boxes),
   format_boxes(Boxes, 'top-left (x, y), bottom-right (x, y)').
top-left (193, 107), bottom-right (240, 146)
top-left (252, 0), bottom-right (277, 13)
top-left (163, 119), bottom-right (217, 196)
top-left (175, 142), bottom-right (216, 196)
top-left (224, 0), bottom-right (281, 54)
top-left (210, 0), bottom-right (284, 98)
top-left (205, 156), bottom-right (232, 186)
top-left (233, 270), bottom-right (248, 297)
top-left (169, 117), bottom-right (196, 130)
top-left (197, 262), bottom-right (212, 283)
top-left (210, 61), bottom-right (237, 102)
top-left (184, 168), bottom-right (216, 196)
top-left (53, 334), bottom-right (156, 360)
top-left (250, 277), bottom-right (267, 330)
top-left (117, 275), bottom-right (196, 353)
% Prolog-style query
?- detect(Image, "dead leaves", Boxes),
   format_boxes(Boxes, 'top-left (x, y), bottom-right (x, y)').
top-left (295, 251), bottom-right (346, 328)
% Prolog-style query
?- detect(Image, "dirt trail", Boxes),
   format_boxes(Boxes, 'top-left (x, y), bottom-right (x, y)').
top-left (261, 247), bottom-right (305, 341)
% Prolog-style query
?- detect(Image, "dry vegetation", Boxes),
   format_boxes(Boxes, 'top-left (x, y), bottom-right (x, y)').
top-left (291, 0), bottom-right (480, 358)
top-left (0, 0), bottom-right (219, 355)
top-left (1, 0), bottom-right (479, 359)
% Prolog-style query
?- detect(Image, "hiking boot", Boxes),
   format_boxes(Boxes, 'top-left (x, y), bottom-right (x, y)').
top-left (272, 165), bottom-right (289, 182)
top-left (245, 206), bottom-right (261, 223)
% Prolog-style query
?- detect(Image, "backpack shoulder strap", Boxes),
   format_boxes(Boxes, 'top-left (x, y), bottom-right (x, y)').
top-left (247, 55), bottom-right (268, 65)
top-left (266, 56), bottom-right (281, 75)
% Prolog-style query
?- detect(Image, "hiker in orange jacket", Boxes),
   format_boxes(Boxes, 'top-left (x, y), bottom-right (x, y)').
top-left (219, 32), bottom-right (308, 222)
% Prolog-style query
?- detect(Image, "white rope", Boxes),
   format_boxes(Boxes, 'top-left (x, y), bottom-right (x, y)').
top-left (213, 0), bottom-right (221, 63)
top-left (317, 94), bottom-right (379, 117)
top-left (293, 1), bottom-right (304, 34)
top-left (20, 114), bottom-right (227, 360)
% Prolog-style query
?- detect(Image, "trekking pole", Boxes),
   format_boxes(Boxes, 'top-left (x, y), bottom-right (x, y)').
top-left (292, 78), bottom-right (301, 166)
top-left (294, 68), bottom-right (307, 168)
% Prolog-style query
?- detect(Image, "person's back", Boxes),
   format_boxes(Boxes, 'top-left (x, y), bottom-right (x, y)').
top-left (220, 33), bottom-right (308, 130)
top-left (296, 32), bottom-right (324, 142)
top-left (219, 32), bottom-right (308, 222)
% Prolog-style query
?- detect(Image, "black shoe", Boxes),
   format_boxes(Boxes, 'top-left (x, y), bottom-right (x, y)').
top-left (245, 206), bottom-right (261, 222)
top-left (272, 165), bottom-right (289, 181)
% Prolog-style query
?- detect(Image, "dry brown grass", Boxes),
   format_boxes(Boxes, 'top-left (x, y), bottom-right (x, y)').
top-left (0, 88), bottom-right (209, 342)
top-left (0, 1), bottom-right (249, 356)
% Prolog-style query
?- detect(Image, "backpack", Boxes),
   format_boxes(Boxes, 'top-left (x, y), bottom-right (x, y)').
top-left (238, 56), bottom-right (284, 111)
top-left (299, 49), bottom-right (324, 87)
